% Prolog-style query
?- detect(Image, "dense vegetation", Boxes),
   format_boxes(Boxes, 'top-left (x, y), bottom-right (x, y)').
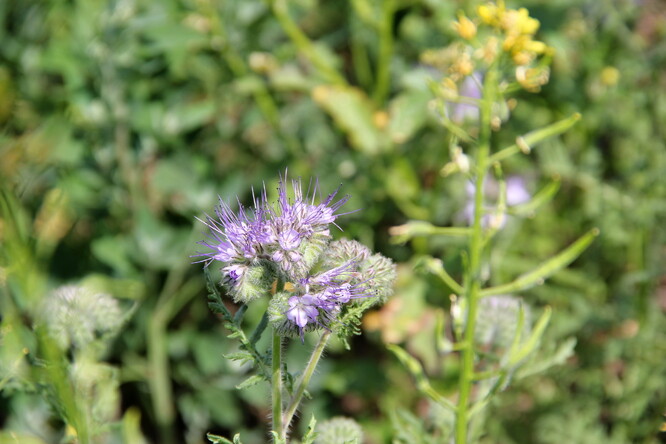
top-left (1, 0), bottom-right (664, 443)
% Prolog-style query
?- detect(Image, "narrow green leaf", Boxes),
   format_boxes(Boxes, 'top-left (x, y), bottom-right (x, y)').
top-left (250, 311), bottom-right (269, 346)
top-left (480, 228), bottom-right (599, 296)
top-left (517, 337), bottom-right (577, 378)
top-left (417, 256), bottom-right (465, 295)
top-left (233, 304), bottom-right (248, 324)
top-left (508, 306), bottom-right (552, 367)
top-left (507, 303), bottom-right (527, 361)
top-left (489, 113), bottom-right (582, 163)
top-left (390, 221), bottom-right (472, 244)
top-left (387, 344), bottom-right (457, 412)
top-left (509, 179), bottom-right (561, 216)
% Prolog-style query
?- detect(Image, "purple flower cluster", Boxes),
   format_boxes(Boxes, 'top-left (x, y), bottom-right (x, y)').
top-left (284, 262), bottom-right (365, 330)
top-left (195, 172), bottom-right (348, 279)
top-left (196, 172), bottom-right (395, 337)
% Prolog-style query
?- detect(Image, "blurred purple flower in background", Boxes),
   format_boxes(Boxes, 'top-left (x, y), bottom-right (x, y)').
top-left (462, 175), bottom-right (531, 228)
top-left (449, 72), bottom-right (483, 123)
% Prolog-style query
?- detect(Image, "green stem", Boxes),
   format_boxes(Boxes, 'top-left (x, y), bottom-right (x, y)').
top-left (272, 278), bottom-right (286, 440)
top-left (282, 330), bottom-right (331, 438)
top-left (455, 68), bottom-right (496, 443)
top-left (269, 0), bottom-right (346, 86)
top-left (272, 329), bottom-right (284, 440)
top-left (372, 0), bottom-right (396, 105)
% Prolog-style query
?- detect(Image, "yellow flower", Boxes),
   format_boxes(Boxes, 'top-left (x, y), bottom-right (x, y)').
top-left (475, 36), bottom-right (500, 65)
top-left (477, 0), bottom-right (505, 27)
top-left (453, 13), bottom-right (477, 40)
top-left (516, 65), bottom-right (550, 92)
top-left (452, 53), bottom-right (475, 78)
top-left (501, 8), bottom-right (540, 36)
top-left (600, 66), bottom-right (620, 86)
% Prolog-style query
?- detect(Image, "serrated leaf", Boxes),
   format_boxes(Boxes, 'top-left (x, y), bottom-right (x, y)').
top-left (269, 431), bottom-right (287, 444)
top-left (235, 374), bottom-right (266, 390)
top-left (223, 351), bottom-right (254, 363)
top-left (301, 415), bottom-right (318, 444)
top-left (387, 344), bottom-right (457, 412)
top-left (206, 433), bottom-right (234, 444)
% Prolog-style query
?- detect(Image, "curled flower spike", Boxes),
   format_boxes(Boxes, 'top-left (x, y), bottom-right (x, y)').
top-left (263, 173), bottom-right (351, 279)
top-left (193, 195), bottom-right (266, 265)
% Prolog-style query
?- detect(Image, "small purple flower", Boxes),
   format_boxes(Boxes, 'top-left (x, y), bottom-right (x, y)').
top-left (461, 175), bottom-right (531, 229)
top-left (287, 295), bottom-right (320, 328)
top-left (194, 197), bottom-right (266, 265)
top-left (505, 176), bottom-right (531, 206)
top-left (262, 173), bottom-right (351, 278)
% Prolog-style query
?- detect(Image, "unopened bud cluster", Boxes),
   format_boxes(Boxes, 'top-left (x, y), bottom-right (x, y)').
top-left (39, 285), bottom-right (123, 351)
top-left (475, 295), bottom-right (531, 350)
top-left (196, 173), bottom-right (395, 337)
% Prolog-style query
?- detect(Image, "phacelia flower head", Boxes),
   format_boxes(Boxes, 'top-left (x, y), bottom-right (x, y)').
top-left (197, 171), bottom-right (395, 341)
top-left (195, 171), bottom-right (352, 303)
top-left (262, 173), bottom-right (350, 280)
top-left (268, 258), bottom-right (370, 339)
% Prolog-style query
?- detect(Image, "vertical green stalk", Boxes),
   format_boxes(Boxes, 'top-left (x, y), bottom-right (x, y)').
top-left (282, 330), bottom-right (331, 437)
top-left (455, 67), bottom-right (496, 443)
top-left (372, 0), bottom-right (396, 105)
top-left (272, 278), bottom-right (286, 440)
top-left (269, 0), bottom-right (346, 86)
top-left (272, 329), bottom-right (284, 440)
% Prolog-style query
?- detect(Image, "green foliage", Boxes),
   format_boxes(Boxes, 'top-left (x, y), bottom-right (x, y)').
top-left (1, 0), bottom-right (664, 442)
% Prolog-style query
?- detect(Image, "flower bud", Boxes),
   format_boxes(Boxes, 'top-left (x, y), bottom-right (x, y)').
top-left (224, 261), bottom-right (276, 304)
top-left (453, 13), bottom-right (477, 40)
top-left (475, 295), bottom-right (531, 350)
top-left (322, 239), bottom-right (371, 270)
top-left (358, 252), bottom-right (396, 303)
top-left (315, 417), bottom-right (363, 444)
top-left (39, 285), bottom-right (123, 351)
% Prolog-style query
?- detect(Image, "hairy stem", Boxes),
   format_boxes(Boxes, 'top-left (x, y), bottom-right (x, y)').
top-left (272, 329), bottom-right (284, 440)
top-left (372, 0), bottom-right (396, 105)
top-left (282, 330), bottom-right (331, 438)
top-left (272, 278), bottom-right (286, 440)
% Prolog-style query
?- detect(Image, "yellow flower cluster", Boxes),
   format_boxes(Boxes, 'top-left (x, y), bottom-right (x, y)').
top-left (445, 1), bottom-right (552, 91)
top-left (474, 0), bottom-right (549, 66)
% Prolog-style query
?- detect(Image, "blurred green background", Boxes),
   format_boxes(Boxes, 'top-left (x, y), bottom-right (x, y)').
top-left (1, 0), bottom-right (665, 443)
